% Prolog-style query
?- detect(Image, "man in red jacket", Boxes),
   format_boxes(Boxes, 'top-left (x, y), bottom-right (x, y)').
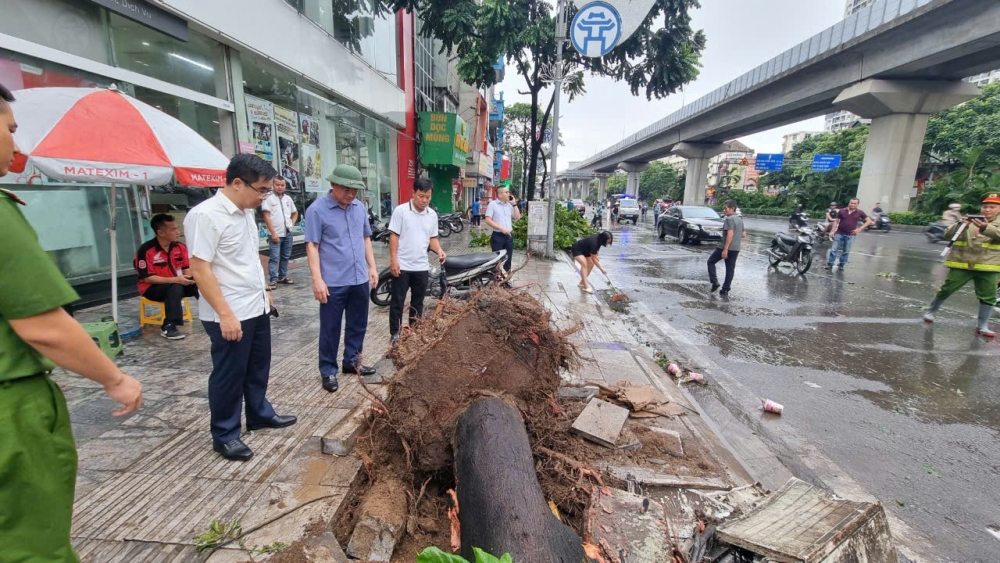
top-left (134, 213), bottom-right (199, 340)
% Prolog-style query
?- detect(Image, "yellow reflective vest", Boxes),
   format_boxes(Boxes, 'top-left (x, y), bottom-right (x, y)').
top-left (943, 216), bottom-right (1000, 272)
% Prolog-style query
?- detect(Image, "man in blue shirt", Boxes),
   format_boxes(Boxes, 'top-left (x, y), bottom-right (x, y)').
top-left (471, 198), bottom-right (481, 227)
top-left (306, 165), bottom-right (380, 392)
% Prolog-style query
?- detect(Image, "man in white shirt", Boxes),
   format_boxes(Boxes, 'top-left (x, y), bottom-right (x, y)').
top-left (263, 176), bottom-right (298, 288)
top-left (484, 186), bottom-right (521, 274)
top-left (185, 154), bottom-right (296, 462)
top-left (388, 178), bottom-right (447, 344)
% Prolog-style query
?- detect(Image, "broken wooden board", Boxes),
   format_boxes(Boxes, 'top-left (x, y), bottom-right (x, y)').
top-left (571, 398), bottom-right (629, 448)
top-left (584, 487), bottom-right (673, 562)
top-left (602, 465), bottom-right (731, 490)
top-left (716, 478), bottom-right (898, 563)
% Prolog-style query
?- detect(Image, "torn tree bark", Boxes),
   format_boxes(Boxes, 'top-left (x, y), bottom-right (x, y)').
top-left (454, 398), bottom-right (587, 563)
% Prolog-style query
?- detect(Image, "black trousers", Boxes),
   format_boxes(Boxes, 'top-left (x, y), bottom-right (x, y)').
top-left (708, 248), bottom-right (740, 291)
top-left (142, 283), bottom-right (199, 325)
top-left (491, 231), bottom-right (514, 273)
top-left (389, 270), bottom-right (430, 337)
top-left (471, 214), bottom-right (481, 226)
top-left (202, 314), bottom-right (276, 444)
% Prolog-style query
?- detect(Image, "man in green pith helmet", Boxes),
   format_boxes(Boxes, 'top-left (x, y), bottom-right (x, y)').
top-left (0, 81), bottom-right (143, 562)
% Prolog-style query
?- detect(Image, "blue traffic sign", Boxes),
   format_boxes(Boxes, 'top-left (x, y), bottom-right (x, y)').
top-left (571, 2), bottom-right (622, 58)
top-left (755, 153), bottom-right (785, 171)
top-left (812, 154), bottom-right (842, 172)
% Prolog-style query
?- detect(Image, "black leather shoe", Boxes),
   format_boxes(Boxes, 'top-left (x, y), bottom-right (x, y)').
top-left (246, 415), bottom-right (297, 431)
top-left (213, 439), bottom-right (253, 461)
top-left (342, 365), bottom-right (376, 376)
top-left (322, 377), bottom-right (339, 392)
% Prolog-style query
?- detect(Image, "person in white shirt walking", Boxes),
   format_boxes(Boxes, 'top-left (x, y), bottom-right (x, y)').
top-left (388, 178), bottom-right (447, 344)
top-left (185, 154), bottom-right (297, 462)
top-left (263, 176), bottom-right (298, 288)
top-left (484, 186), bottom-right (521, 274)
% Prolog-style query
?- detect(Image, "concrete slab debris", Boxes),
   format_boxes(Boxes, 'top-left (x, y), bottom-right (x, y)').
top-left (321, 404), bottom-right (367, 456)
top-left (584, 486), bottom-right (673, 562)
top-left (716, 478), bottom-right (898, 563)
top-left (571, 398), bottom-right (630, 448)
top-left (345, 479), bottom-right (407, 562)
top-left (649, 427), bottom-right (684, 457)
top-left (557, 384), bottom-right (600, 401)
top-left (603, 465), bottom-right (731, 490)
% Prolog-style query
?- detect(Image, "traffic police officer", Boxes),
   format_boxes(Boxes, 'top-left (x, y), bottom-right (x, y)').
top-left (924, 193), bottom-right (1000, 337)
top-left (1, 82), bottom-right (143, 561)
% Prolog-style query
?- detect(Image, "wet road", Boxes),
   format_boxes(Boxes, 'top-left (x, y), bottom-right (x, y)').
top-left (597, 215), bottom-right (1000, 562)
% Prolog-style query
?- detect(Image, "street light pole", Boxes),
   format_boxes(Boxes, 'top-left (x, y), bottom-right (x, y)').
top-left (545, 0), bottom-right (566, 259)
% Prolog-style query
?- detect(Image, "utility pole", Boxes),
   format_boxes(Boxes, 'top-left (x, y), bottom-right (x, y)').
top-left (545, 0), bottom-right (566, 259)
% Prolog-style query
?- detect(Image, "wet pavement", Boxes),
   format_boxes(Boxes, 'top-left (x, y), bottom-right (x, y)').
top-left (595, 215), bottom-right (1000, 562)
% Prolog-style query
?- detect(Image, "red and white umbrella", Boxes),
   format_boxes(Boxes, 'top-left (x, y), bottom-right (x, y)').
top-left (10, 86), bottom-right (231, 322)
top-left (11, 86), bottom-right (228, 185)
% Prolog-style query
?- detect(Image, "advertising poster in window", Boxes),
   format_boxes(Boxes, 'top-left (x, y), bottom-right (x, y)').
top-left (245, 95), bottom-right (275, 164)
top-left (299, 115), bottom-right (323, 193)
top-left (274, 104), bottom-right (300, 191)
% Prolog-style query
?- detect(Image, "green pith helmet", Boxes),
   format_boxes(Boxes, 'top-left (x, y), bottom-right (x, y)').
top-left (326, 164), bottom-right (366, 190)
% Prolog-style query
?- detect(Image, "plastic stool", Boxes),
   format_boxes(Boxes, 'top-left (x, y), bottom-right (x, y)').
top-left (139, 296), bottom-right (193, 328)
top-left (82, 321), bottom-right (123, 359)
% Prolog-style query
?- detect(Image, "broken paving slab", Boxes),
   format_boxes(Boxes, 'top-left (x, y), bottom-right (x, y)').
top-left (649, 427), bottom-right (684, 457)
top-left (602, 465), bottom-right (731, 490)
top-left (571, 397), bottom-right (630, 448)
top-left (584, 486), bottom-right (673, 562)
top-left (716, 478), bottom-right (898, 563)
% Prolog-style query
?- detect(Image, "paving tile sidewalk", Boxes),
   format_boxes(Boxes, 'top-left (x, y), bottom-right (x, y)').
top-left (60, 231), bottom-right (751, 561)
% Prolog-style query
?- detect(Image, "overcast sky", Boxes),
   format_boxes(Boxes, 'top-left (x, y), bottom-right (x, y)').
top-left (502, 0), bottom-right (848, 170)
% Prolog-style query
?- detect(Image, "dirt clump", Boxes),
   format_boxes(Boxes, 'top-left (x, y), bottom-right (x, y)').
top-left (374, 288), bottom-right (577, 473)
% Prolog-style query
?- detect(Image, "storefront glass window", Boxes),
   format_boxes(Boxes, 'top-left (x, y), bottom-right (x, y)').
top-left (109, 14), bottom-right (229, 100)
top-left (0, 51), bottom-right (233, 283)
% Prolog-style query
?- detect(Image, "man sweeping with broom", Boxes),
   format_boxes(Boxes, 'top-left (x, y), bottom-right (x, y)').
top-left (924, 193), bottom-right (1000, 337)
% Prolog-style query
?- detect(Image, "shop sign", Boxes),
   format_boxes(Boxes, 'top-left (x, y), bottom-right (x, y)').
top-left (88, 0), bottom-right (189, 41)
top-left (418, 112), bottom-right (469, 168)
top-left (477, 152), bottom-right (493, 178)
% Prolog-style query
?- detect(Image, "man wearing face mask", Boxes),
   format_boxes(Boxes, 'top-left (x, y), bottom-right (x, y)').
top-left (0, 82), bottom-right (143, 561)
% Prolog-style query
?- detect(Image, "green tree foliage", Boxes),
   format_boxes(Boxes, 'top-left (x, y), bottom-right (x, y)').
top-left (914, 148), bottom-right (1000, 214)
top-left (503, 102), bottom-right (545, 198)
top-left (638, 161), bottom-right (682, 201)
top-left (384, 0), bottom-right (706, 200)
top-left (924, 83), bottom-right (1000, 163)
top-left (607, 173), bottom-right (627, 195)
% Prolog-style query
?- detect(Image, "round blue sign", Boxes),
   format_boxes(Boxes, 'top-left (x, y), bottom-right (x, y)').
top-left (570, 2), bottom-right (623, 58)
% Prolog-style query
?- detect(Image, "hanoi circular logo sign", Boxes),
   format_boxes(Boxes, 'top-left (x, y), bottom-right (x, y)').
top-left (570, 1), bottom-right (622, 58)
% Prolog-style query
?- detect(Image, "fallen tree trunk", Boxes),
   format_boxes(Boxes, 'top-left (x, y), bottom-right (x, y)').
top-left (455, 398), bottom-right (587, 563)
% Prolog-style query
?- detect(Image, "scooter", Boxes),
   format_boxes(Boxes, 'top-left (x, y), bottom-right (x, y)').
top-left (437, 216), bottom-right (453, 238)
top-left (370, 250), bottom-right (507, 306)
top-left (866, 212), bottom-right (892, 232)
top-left (768, 230), bottom-right (814, 275)
top-left (368, 210), bottom-right (391, 244)
top-left (808, 222), bottom-right (830, 245)
top-left (442, 212), bottom-right (465, 233)
top-left (788, 211), bottom-right (810, 232)
top-left (926, 222), bottom-right (950, 243)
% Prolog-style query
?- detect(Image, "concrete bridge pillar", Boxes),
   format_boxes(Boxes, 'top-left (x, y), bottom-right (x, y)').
top-left (834, 79), bottom-right (980, 212)
top-left (598, 176), bottom-right (608, 201)
top-left (619, 162), bottom-right (649, 198)
top-left (674, 143), bottom-right (726, 205)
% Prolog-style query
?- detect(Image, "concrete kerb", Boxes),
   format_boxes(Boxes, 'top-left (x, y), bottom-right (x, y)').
top-left (622, 293), bottom-right (935, 561)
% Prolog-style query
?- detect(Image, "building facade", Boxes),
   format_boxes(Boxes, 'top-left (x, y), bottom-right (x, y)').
top-left (1, 0), bottom-right (405, 292)
top-left (782, 131), bottom-right (821, 154)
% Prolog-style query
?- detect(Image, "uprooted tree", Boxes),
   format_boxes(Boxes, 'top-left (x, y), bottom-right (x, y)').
top-left (380, 0), bottom-right (706, 201)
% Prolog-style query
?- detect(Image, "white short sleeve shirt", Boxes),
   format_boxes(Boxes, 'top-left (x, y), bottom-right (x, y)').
top-left (388, 202), bottom-right (438, 271)
top-left (184, 191), bottom-right (270, 322)
top-left (486, 199), bottom-right (514, 232)
top-left (263, 193), bottom-right (297, 237)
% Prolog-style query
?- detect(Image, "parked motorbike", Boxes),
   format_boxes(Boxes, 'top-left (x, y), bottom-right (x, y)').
top-left (437, 216), bottom-right (453, 238)
top-left (768, 231), bottom-right (814, 274)
top-left (442, 211), bottom-right (465, 233)
top-left (370, 250), bottom-right (507, 306)
top-left (866, 212), bottom-right (892, 232)
top-left (368, 210), bottom-right (391, 244)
